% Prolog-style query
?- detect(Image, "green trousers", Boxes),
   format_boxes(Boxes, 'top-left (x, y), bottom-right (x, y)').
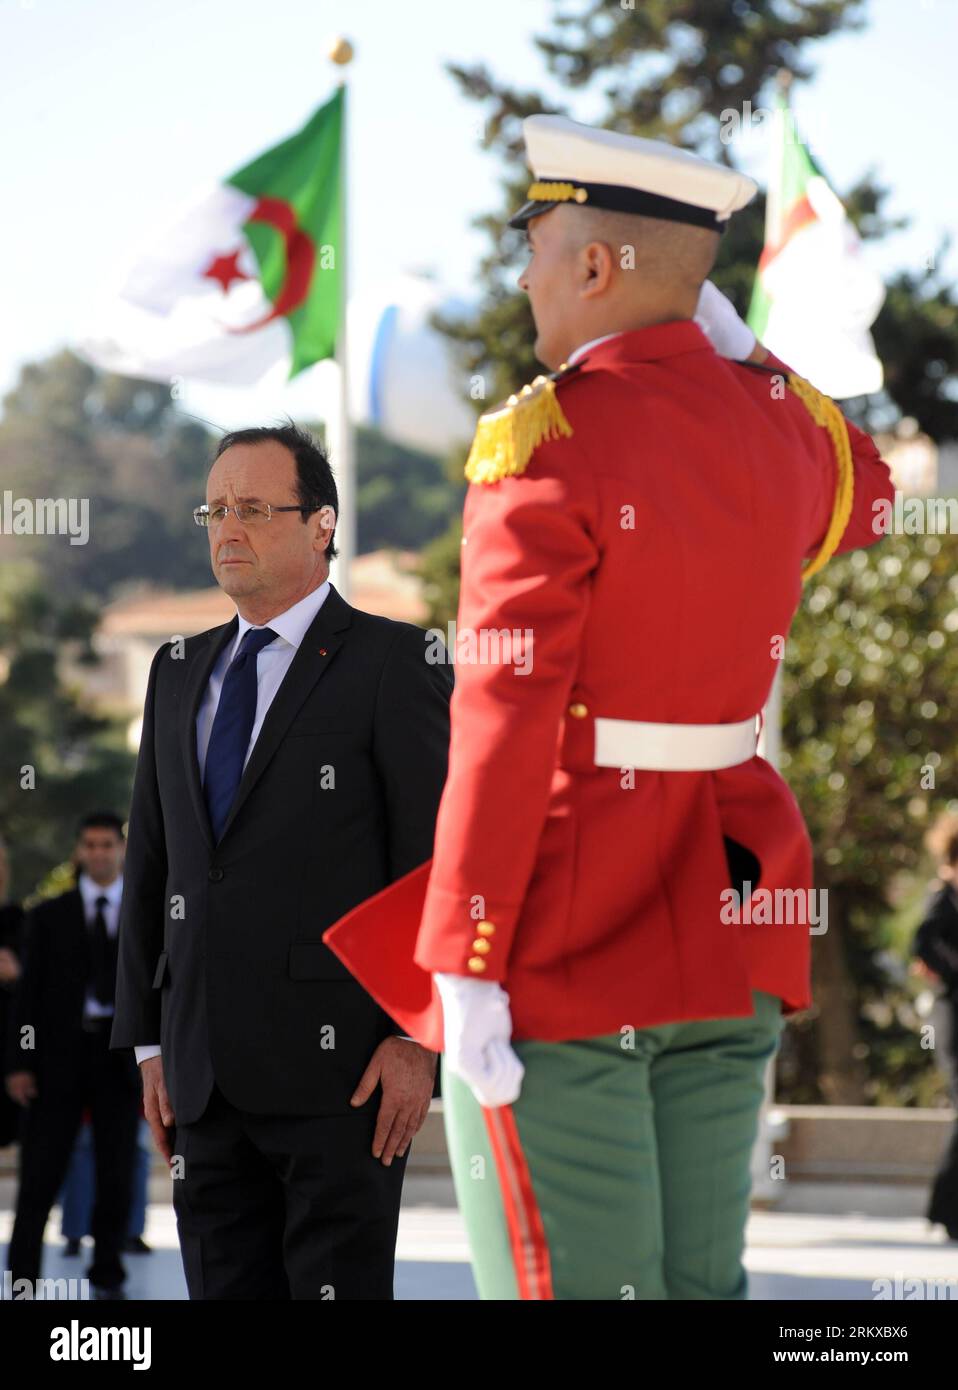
top-left (442, 989), bottom-right (784, 1300)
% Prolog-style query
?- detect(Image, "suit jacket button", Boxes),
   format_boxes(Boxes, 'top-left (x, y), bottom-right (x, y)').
top-left (208, 867), bottom-right (224, 882)
top-left (568, 702), bottom-right (589, 719)
top-left (467, 957), bottom-right (487, 974)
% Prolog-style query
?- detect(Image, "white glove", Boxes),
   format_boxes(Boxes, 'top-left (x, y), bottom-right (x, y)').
top-left (694, 279), bottom-right (757, 361)
top-left (435, 972), bottom-right (524, 1108)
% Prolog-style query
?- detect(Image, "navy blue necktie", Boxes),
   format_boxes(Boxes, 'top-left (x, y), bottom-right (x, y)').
top-left (203, 626), bottom-right (278, 842)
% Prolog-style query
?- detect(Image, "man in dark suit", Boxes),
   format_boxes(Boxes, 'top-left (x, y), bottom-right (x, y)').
top-left (110, 422), bottom-right (452, 1300)
top-left (5, 812), bottom-right (140, 1297)
top-left (912, 823), bottom-right (958, 1239)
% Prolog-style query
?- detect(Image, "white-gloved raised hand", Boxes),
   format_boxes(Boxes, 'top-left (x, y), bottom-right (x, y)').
top-left (435, 971), bottom-right (524, 1108)
top-left (694, 279), bottom-right (757, 361)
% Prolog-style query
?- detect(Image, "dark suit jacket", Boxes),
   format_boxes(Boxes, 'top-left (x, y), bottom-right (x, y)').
top-left (0, 901), bottom-right (23, 957)
top-left (0, 900), bottom-right (26, 1143)
top-left (5, 890), bottom-right (136, 1093)
top-left (914, 882), bottom-right (958, 998)
top-left (110, 584), bottom-right (452, 1123)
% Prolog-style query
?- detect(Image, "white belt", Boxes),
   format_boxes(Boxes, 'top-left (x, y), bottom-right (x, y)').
top-left (594, 714), bottom-right (760, 772)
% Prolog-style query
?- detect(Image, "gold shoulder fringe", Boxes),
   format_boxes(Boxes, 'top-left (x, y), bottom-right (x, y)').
top-left (787, 372), bottom-right (856, 584)
top-left (464, 374), bottom-right (574, 484)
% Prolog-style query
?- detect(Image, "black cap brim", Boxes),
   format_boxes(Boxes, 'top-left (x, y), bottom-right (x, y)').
top-left (508, 182), bottom-right (725, 232)
top-left (507, 199), bottom-right (559, 230)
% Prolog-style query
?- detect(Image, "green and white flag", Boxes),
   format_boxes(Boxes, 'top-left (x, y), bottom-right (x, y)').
top-left (80, 89), bottom-right (344, 385)
top-left (748, 95), bottom-right (884, 399)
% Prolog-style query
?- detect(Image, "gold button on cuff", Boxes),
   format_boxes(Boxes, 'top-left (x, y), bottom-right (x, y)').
top-left (568, 702), bottom-right (589, 719)
top-left (467, 957), bottom-right (488, 974)
top-left (471, 938), bottom-right (491, 955)
top-left (476, 921), bottom-right (495, 937)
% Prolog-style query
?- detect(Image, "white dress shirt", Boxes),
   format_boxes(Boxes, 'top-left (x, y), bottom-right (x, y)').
top-left (195, 579), bottom-right (331, 782)
top-left (134, 581), bottom-right (330, 1065)
top-left (78, 871), bottom-right (123, 1021)
top-left (566, 331), bottom-right (622, 365)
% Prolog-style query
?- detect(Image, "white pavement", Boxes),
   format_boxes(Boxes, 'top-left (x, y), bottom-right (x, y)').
top-left (3, 1173), bottom-right (958, 1300)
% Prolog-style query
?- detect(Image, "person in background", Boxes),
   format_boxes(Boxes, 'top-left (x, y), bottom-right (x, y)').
top-left (0, 832), bottom-right (25, 1150)
top-left (58, 1109), bottom-right (153, 1256)
top-left (912, 817), bottom-right (958, 1240)
top-left (4, 812), bottom-right (141, 1298)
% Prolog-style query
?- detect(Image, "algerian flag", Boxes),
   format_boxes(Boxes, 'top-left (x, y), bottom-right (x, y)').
top-left (748, 95), bottom-right (884, 399)
top-left (79, 89), bottom-right (343, 386)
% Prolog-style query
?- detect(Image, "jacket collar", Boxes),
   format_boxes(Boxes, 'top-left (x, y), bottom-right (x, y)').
top-left (573, 319), bottom-right (713, 368)
top-left (232, 578), bottom-right (331, 658)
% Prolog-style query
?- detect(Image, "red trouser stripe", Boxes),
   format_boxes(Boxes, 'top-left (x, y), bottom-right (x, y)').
top-left (482, 1105), bottom-right (554, 1300)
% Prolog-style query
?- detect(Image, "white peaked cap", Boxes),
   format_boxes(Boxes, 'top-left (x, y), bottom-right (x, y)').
top-left (509, 114), bottom-right (758, 231)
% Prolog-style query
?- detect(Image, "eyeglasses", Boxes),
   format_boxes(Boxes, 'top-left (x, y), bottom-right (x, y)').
top-left (193, 503), bottom-right (315, 527)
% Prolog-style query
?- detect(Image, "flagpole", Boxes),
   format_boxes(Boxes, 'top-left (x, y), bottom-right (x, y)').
top-left (758, 76), bottom-right (793, 779)
top-left (751, 68), bottom-right (794, 1206)
top-left (329, 36), bottom-right (356, 600)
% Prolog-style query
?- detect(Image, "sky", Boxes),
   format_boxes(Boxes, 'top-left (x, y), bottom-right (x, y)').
top-left (2, 0), bottom-right (956, 431)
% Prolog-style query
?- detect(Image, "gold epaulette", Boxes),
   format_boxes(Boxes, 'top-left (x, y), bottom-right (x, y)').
top-left (464, 364), bottom-right (577, 485)
top-left (786, 372), bottom-right (856, 583)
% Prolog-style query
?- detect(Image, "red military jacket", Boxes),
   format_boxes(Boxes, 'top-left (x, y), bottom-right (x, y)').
top-left (326, 320), bottom-right (896, 1050)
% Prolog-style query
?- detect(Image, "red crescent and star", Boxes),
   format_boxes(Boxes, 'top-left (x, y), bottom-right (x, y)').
top-left (200, 196), bottom-right (316, 333)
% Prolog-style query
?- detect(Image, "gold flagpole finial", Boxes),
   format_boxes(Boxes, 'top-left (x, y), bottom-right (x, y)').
top-left (329, 36), bottom-right (355, 66)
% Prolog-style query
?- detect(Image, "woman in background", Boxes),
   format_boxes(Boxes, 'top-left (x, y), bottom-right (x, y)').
top-left (912, 817), bottom-right (958, 1240)
top-left (0, 832), bottom-right (25, 1149)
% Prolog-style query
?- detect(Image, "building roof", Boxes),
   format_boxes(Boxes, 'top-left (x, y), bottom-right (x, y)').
top-left (100, 549), bottom-right (428, 638)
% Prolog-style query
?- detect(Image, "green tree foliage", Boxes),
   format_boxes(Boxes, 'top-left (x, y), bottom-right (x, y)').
top-left (0, 350), bottom-right (216, 597)
top-left (0, 350), bottom-right (462, 603)
top-left (355, 427), bottom-right (464, 555)
top-left (779, 533), bottom-right (958, 1103)
top-left (0, 562), bottom-right (134, 900)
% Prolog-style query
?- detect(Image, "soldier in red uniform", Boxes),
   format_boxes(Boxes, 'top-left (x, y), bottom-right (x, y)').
top-left (327, 115), bottom-right (896, 1299)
